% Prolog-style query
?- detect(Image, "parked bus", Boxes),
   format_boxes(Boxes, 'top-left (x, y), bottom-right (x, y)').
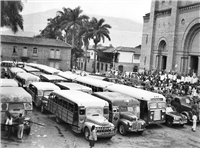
top-left (40, 74), bottom-right (70, 83)
top-left (58, 72), bottom-right (80, 82)
top-left (105, 84), bottom-right (166, 125)
top-left (7, 67), bottom-right (26, 78)
top-left (23, 66), bottom-right (44, 77)
top-left (46, 90), bottom-right (116, 140)
top-left (56, 82), bottom-right (92, 94)
top-left (27, 63), bottom-right (61, 75)
top-left (27, 82), bottom-right (61, 112)
top-left (15, 72), bottom-right (40, 88)
top-left (75, 76), bottom-right (113, 92)
top-left (93, 92), bottom-right (146, 135)
top-left (0, 79), bottom-right (19, 87)
top-left (1, 87), bottom-right (33, 135)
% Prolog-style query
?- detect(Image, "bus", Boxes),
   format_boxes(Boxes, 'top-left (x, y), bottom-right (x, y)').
top-left (15, 72), bottom-right (40, 88)
top-left (56, 82), bottom-right (92, 94)
top-left (40, 74), bottom-right (70, 83)
top-left (105, 84), bottom-right (166, 125)
top-left (0, 79), bottom-right (19, 87)
top-left (93, 92), bottom-right (146, 135)
top-left (58, 72), bottom-right (80, 82)
top-left (46, 90), bottom-right (116, 140)
top-left (1, 87), bottom-right (33, 135)
top-left (23, 66), bottom-right (44, 77)
top-left (27, 63), bottom-right (61, 75)
top-left (27, 82), bottom-right (61, 112)
top-left (7, 67), bottom-right (26, 78)
top-left (75, 76), bottom-right (114, 92)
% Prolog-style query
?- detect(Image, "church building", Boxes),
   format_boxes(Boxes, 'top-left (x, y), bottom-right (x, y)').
top-left (140, 0), bottom-right (200, 76)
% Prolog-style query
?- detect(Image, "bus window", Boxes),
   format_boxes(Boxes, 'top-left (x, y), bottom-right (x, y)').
top-left (69, 103), bottom-right (74, 112)
top-left (57, 97), bottom-right (62, 106)
top-left (119, 106), bottom-right (128, 112)
top-left (113, 106), bottom-right (119, 112)
top-left (63, 100), bottom-right (68, 108)
top-left (149, 103), bottom-right (157, 109)
top-left (103, 108), bottom-right (109, 114)
top-left (79, 108), bottom-right (85, 115)
top-left (9, 103), bottom-right (24, 110)
top-left (158, 102), bottom-right (166, 108)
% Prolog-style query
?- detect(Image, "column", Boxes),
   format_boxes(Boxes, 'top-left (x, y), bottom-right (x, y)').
top-left (198, 56), bottom-right (200, 76)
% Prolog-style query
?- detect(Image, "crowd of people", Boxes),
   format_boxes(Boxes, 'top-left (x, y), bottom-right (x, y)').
top-left (105, 69), bottom-right (200, 104)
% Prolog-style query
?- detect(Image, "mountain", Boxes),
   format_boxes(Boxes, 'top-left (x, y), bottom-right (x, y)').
top-left (1, 9), bottom-right (143, 47)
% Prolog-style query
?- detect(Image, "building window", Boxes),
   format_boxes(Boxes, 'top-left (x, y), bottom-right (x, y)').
top-left (50, 49), bottom-right (54, 58)
top-left (101, 63), bottom-right (104, 70)
top-left (23, 47), bottom-right (27, 57)
top-left (55, 62), bottom-right (60, 69)
top-left (91, 52), bottom-right (93, 55)
top-left (49, 62), bottom-right (54, 67)
top-left (134, 55), bottom-right (140, 60)
top-left (144, 56), bottom-right (147, 65)
top-left (13, 46), bottom-right (17, 54)
top-left (81, 63), bottom-right (83, 69)
top-left (0, 45), bottom-right (3, 55)
top-left (146, 35), bottom-right (148, 44)
top-left (33, 47), bottom-right (38, 56)
top-left (105, 64), bottom-right (108, 71)
top-left (55, 49), bottom-right (60, 59)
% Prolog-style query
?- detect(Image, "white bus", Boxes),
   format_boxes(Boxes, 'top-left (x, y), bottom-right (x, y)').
top-left (58, 72), bottom-right (80, 82)
top-left (8, 67), bottom-right (26, 78)
top-left (56, 82), bottom-right (92, 94)
top-left (105, 84), bottom-right (166, 125)
top-left (46, 90), bottom-right (116, 140)
top-left (39, 74), bottom-right (70, 83)
top-left (15, 72), bottom-right (40, 88)
top-left (27, 82), bottom-right (61, 111)
top-left (23, 66), bottom-right (44, 76)
top-left (75, 76), bottom-right (114, 92)
top-left (0, 79), bottom-right (19, 87)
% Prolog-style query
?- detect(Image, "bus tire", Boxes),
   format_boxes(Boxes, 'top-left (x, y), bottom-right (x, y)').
top-left (26, 127), bottom-right (31, 135)
top-left (84, 127), bottom-right (90, 140)
top-left (166, 119), bottom-right (173, 127)
top-left (56, 116), bottom-right (61, 124)
top-left (118, 124), bottom-right (127, 136)
top-left (137, 131), bottom-right (143, 135)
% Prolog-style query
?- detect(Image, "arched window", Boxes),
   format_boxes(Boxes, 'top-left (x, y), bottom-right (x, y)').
top-left (133, 66), bottom-right (138, 72)
top-left (159, 40), bottom-right (166, 51)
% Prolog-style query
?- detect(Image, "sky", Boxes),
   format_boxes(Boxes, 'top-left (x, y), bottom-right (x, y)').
top-left (21, 0), bottom-right (152, 24)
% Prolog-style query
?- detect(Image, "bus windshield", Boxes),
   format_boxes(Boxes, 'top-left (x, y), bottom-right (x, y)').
top-left (9, 103), bottom-right (24, 110)
top-left (86, 108), bottom-right (103, 116)
top-left (43, 90), bottom-right (53, 96)
top-left (149, 103), bottom-right (157, 109)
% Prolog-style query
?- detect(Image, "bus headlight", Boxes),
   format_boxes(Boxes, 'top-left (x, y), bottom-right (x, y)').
top-left (79, 118), bottom-right (84, 123)
top-left (150, 116), bottom-right (153, 120)
top-left (162, 115), bottom-right (164, 119)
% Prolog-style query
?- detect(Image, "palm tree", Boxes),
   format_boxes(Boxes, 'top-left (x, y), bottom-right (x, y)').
top-left (79, 20), bottom-right (93, 71)
top-left (57, 6), bottom-right (89, 69)
top-left (1, 0), bottom-right (24, 33)
top-left (90, 17), bottom-right (111, 73)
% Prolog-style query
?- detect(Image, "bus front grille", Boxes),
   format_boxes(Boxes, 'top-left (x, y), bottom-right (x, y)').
top-left (154, 110), bottom-right (161, 120)
top-left (96, 127), bottom-right (111, 133)
top-left (132, 122), bottom-right (142, 130)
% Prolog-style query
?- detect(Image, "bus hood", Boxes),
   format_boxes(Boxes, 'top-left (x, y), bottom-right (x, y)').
top-left (86, 115), bottom-right (109, 126)
top-left (120, 112), bottom-right (138, 121)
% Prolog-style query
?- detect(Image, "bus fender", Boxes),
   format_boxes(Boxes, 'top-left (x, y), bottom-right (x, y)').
top-left (181, 111), bottom-right (191, 122)
top-left (118, 119), bottom-right (129, 129)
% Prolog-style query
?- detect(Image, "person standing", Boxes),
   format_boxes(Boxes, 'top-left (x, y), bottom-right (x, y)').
top-left (16, 113), bottom-right (25, 139)
top-left (191, 112), bottom-right (197, 132)
top-left (88, 125), bottom-right (97, 148)
top-left (5, 114), bottom-right (13, 140)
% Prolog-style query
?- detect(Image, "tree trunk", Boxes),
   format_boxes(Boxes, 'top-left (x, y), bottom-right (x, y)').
top-left (93, 44), bottom-right (97, 74)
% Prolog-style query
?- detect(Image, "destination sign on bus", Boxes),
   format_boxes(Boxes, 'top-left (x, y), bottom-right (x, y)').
top-left (151, 98), bottom-right (163, 101)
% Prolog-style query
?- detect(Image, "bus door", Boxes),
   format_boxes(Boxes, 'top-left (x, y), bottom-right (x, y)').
top-left (140, 100), bottom-right (148, 122)
top-left (72, 104), bottom-right (79, 132)
top-left (112, 106), bottom-right (119, 127)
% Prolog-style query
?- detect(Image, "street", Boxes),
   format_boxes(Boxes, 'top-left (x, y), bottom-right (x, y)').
top-left (1, 107), bottom-right (200, 148)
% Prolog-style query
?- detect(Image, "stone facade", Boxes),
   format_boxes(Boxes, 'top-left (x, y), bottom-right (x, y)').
top-left (1, 35), bottom-right (72, 71)
top-left (140, 0), bottom-right (200, 76)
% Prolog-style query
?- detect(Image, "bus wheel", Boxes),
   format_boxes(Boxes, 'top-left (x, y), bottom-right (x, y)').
top-left (118, 124), bottom-right (127, 135)
top-left (137, 131), bottom-right (143, 135)
top-left (26, 127), bottom-right (31, 135)
top-left (166, 119), bottom-right (173, 127)
top-left (84, 127), bottom-right (90, 140)
top-left (56, 116), bottom-right (61, 123)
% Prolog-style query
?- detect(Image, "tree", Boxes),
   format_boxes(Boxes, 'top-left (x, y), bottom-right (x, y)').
top-left (1, 0), bottom-right (24, 33)
top-left (57, 6), bottom-right (89, 68)
top-left (89, 17), bottom-right (111, 73)
top-left (79, 20), bottom-right (93, 71)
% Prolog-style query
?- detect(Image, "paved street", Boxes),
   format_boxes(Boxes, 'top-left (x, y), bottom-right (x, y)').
top-left (1, 107), bottom-right (200, 148)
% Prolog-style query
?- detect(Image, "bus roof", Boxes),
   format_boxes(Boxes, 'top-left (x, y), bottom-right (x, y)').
top-left (106, 84), bottom-right (166, 101)
top-left (58, 72), bottom-right (80, 80)
top-left (53, 90), bottom-right (108, 107)
top-left (75, 76), bottom-right (113, 88)
top-left (23, 66), bottom-right (40, 72)
top-left (93, 92), bottom-right (139, 106)
top-left (30, 82), bottom-right (61, 90)
top-left (40, 74), bottom-right (68, 81)
top-left (56, 82), bottom-right (92, 91)
top-left (16, 72), bottom-right (40, 80)
top-left (10, 67), bottom-right (26, 73)
top-left (1, 87), bottom-right (32, 102)
top-left (0, 79), bottom-right (19, 87)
